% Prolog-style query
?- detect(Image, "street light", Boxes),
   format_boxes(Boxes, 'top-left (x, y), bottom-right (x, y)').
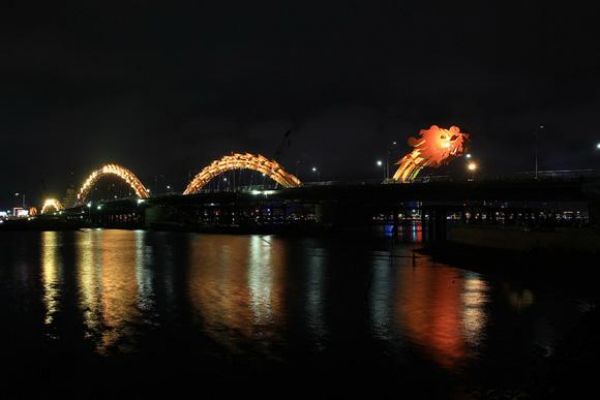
top-left (466, 153), bottom-right (472, 159)
top-left (385, 141), bottom-right (398, 180)
top-left (14, 192), bottom-right (25, 208)
top-left (467, 161), bottom-right (478, 181)
top-left (376, 160), bottom-right (385, 181)
top-left (312, 166), bottom-right (320, 181)
top-left (535, 124), bottom-right (544, 180)
top-left (596, 142), bottom-right (600, 150)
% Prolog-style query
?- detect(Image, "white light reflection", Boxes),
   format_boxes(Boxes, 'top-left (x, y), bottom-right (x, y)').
top-left (461, 272), bottom-right (489, 347)
top-left (370, 252), bottom-right (395, 341)
top-left (306, 246), bottom-right (327, 346)
top-left (135, 230), bottom-right (154, 312)
top-left (248, 235), bottom-right (276, 325)
top-left (42, 231), bottom-right (62, 328)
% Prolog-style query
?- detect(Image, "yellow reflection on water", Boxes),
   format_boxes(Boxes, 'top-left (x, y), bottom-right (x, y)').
top-left (76, 229), bottom-right (142, 353)
top-left (188, 235), bottom-right (286, 352)
top-left (248, 235), bottom-right (285, 326)
top-left (41, 231), bottom-right (61, 327)
top-left (462, 274), bottom-right (488, 346)
top-left (395, 261), bottom-right (488, 369)
top-left (78, 230), bottom-right (102, 333)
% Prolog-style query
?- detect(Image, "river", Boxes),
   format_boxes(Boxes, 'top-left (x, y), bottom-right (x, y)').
top-left (0, 229), bottom-right (595, 398)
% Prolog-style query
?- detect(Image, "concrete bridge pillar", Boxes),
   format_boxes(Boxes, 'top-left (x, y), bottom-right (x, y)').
top-left (424, 206), bottom-right (448, 241)
top-left (589, 200), bottom-right (600, 227)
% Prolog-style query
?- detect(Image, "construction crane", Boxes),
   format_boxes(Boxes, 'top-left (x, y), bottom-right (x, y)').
top-left (273, 129), bottom-right (292, 162)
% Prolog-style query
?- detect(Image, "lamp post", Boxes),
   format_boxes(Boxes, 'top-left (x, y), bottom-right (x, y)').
top-left (467, 161), bottom-right (478, 181)
top-left (376, 160), bottom-right (385, 181)
top-left (386, 141), bottom-right (398, 181)
top-left (312, 166), bottom-right (320, 181)
top-left (87, 201), bottom-right (92, 223)
top-left (535, 124), bottom-right (544, 180)
top-left (14, 192), bottom-right (25, 208)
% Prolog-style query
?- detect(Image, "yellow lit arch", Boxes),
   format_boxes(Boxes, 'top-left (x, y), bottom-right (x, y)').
top-left (184, 153), bottom-right (301, 195)
top-left (41, 198), bottom-right (64, 214)
top-left (77, 164), bottom-right (150, 203)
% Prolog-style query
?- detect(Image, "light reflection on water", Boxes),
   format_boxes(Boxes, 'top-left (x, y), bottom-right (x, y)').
top-left (3, 229), bottom-right (581, 374)
top-left (369, 252), bottom-right (488, 368)
top-left (41, 231), bottom-right (61, 328)
top-left (396, 264), bottom-right (488, 368)
top-left (188, 234), bottom-right (286, 353)
top-left (75, 230), bottom-right (150, 353)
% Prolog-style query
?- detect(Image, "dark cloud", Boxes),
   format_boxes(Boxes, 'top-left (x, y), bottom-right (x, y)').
top-left (1, 0), bottom-right (599, 206)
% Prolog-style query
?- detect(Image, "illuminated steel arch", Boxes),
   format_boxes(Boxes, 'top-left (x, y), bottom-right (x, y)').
top-left (392, 125), bottom-right (469, 183)
top-left (184, 153), bottom-right (301, 195)
top-left (77, 164), bottom-right (150, 203)
top-left (41, 198), bottom-right (63, 214)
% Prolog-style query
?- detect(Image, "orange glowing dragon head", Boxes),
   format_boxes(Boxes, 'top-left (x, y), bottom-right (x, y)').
top-left (408, 125), bottom-right (469, 167)
top-left (392, 125), bottom-right (470, 183)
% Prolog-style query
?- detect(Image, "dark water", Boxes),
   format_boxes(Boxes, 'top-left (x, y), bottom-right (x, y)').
top-left (0, 229), bottom-right (595, 398)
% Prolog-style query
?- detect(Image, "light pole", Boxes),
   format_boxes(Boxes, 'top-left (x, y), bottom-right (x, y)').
top-left (87, 201), bottom-right (92, 222)
top-left (386, 141), bottom-right (398, 181)
top-left (14, 192), bottom-right (25, 208)
top-left (535, 124), bottom-right (544, 180)
top-left (376, 160), bottom-right (385, 181)
top-left (467, 161), bottom-right (478, 181)
top-left (312, 166), bottom-right (320, 181)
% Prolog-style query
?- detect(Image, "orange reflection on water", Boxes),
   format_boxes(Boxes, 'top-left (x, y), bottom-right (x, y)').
top-left (396, 262), bottom-right (488, 369)
top-left (77, 230), bottom-right (143, 353)
top-left (188, 235), bottom-right (286, 352)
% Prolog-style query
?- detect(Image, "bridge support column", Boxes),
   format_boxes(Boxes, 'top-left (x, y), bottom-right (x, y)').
top-left (424, 206), bottom-right (448, 241)
top-left (590, 200), bottom-right (600, 228)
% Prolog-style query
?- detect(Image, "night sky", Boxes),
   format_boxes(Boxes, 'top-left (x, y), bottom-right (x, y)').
top-left (1, 1), bottom-right (599, 207)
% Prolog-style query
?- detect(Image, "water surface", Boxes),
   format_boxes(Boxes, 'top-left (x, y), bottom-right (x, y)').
top-left (0, 229), bottom-right (591, 398)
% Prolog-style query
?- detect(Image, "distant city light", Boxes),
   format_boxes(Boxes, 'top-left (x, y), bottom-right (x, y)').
top-left (467, 162), bottom-right (478, 171)
top-left (376, 160), bottom-right (383, 167)
top-left (466, 153), bottom-right (472, 159)
top-left (251, 190), bottom-right (276, 196)
top-left (596, 142), bottom-right (600, 150)
top-left (312, 167), bottom-right (317, 172)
